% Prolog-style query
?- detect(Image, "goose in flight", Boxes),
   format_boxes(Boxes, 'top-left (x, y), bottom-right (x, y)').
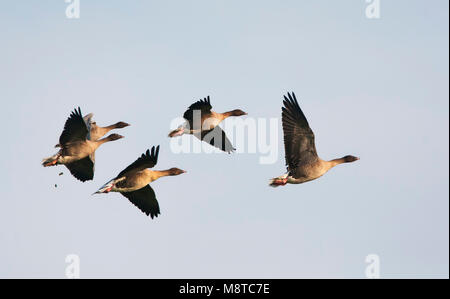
top-left (42, 107), bottom-right (125, 182)
top-left (93, 146), bottom-right (186, 219)
top-left (269, 92), bottom-right (359, 187)
top-left (168, 96), bottom-right (247, 153)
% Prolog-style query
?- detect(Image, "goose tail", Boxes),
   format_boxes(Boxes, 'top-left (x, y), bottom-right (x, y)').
top-left (93, 179), bottom-right (116, 195)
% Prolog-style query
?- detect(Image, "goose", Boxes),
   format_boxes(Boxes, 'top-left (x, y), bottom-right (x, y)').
top-left (269, 92), bottom-right (359, 187)
top-left (93, 146), bottom-right (186, 219)
top-left (168, 96), bottom-right (247, 153)
top-left (42, 107), bottom-right (124, 182)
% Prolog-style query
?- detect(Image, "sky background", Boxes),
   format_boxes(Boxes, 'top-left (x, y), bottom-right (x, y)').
top-left (0, 0), bottom-right (448, 278)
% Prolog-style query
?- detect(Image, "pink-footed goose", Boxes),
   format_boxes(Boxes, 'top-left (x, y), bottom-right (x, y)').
top-left (94, 146), bottom-right (186, 219)
top-left (270, 92), bottom-right (359, 187)
top-left (168, 96), bottom-right (247, 153)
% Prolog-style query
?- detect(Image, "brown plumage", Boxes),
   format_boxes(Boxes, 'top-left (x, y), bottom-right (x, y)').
top-left (42, 107), bottom-right (125, 182)
top-left (94, 146), bottom-right (186, 219)
top-left (168, 96), bottom-right (247, 153)
top-left (269, 92), bottom-right (359, 187)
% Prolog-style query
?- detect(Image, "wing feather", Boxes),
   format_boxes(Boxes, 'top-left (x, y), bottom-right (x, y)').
top-left (199, 126), bottom-right (235, 153)
top-left (121, 185), bottom-right (160, 219)
top-left (59, 107), bottom-right (89, 145)
top-left (65, 156), bottom-right (94, 182)
top-left (117, 146), bottom-right (160, 178)
top-left (183, 96), bottom-right (212, 121)
top-left (282, 92), bottom-right (318, 175)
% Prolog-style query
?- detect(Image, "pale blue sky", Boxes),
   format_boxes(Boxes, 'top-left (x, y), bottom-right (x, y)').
top-left (0, 0), bottom-right (448, 278)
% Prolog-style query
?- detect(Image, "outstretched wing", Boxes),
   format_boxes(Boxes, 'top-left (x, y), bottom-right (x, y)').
top-left (121, 185), bottom-right (160, 219)
top-left (282, 92), bottom-right (318, 174)
top-left (183, 96), bottom-right (212, 121)
top-left (117, 146), bottom-right (160, 178)
top-left (198, 126), bottom-right (235, 153)
top-left (65, 156), bottom-right (94, 182)
top-left (59, 107), bottom-right (89, 145)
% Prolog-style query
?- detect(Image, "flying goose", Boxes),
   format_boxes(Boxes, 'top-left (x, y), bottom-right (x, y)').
top-left (94, 146), bottom-right (186, 219)
top-left (168, 96), bottom-right (247, 153)
top-left (42, 107), bottom-right (124, 182)
top-left (269, 92), bottom-right (359, 187)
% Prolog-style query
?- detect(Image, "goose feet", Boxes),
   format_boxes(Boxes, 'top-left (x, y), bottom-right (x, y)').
top-left (43, 160), bottom-right (58, 167)
top-left (275, 178), bottom-right (288, 185)
top-left (269, 177), bottom-right (288, 187)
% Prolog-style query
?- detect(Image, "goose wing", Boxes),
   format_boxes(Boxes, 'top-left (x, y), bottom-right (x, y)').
top-left (65, 155), bottom-right (94, 182)
top-left (117, 146), bottom-right (160, 178)
top-left (198, 126), bottom-right (235, 153)
top-left (83, 113), bottom-right (94, 140)
top-left (121, 185), bottom-right (160, 219)
top-left (282, 92), bottom-right (318, 174)
top-left (59, 107), bottom-right (89, 145)
top-left (183, 96), bottom-right (212, 121)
